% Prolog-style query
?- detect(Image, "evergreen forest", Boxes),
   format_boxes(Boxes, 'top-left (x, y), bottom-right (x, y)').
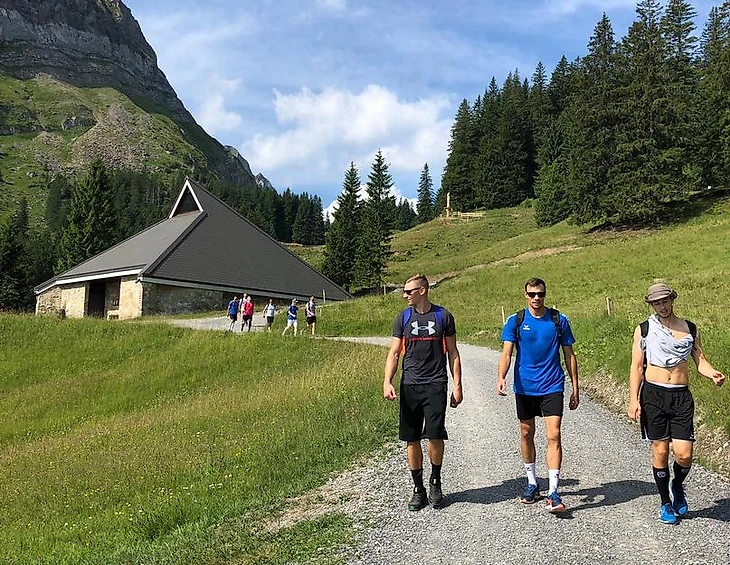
top-left (438, 0), bottom-right (730, 227)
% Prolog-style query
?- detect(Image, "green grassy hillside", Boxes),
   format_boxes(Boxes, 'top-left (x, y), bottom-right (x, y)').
top-left (0, 74), bottom-right (229, 219)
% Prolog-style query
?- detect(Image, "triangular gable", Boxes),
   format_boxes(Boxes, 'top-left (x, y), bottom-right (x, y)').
top-left (169, 178), bottom-right (203, 218)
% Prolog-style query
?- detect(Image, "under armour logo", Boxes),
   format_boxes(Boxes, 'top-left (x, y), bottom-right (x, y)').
top-left (657, 471), bottom-right (667, 478)
top-left (411, 320), bottom-right (436, 335)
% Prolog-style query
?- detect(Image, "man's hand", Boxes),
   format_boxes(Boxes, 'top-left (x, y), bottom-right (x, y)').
top-left (383, 382), bottom-right (397, 400)
top-left (711, 371), bottom-right (726, 386)
top-left (628, 399), bottom-right (641, 422)
top-left (569, 391), bottom-right (579, 410)
top-left (450, 384), bottom-right (463, 408)
top-left (496, 375), bottom-right (508, 396)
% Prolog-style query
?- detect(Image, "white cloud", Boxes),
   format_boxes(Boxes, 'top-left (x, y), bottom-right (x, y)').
top-left (196, 77), bottom-right (243, 135)
top-left (316, 0), bottom-right (346, 11)
top-left (324, 183), bottom-right (416, 223)
top-left (241, 85), bottom-right (452, 178)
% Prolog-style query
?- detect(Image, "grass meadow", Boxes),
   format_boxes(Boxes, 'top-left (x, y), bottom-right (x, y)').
top-left (0, 316), bottom-right (393, 564)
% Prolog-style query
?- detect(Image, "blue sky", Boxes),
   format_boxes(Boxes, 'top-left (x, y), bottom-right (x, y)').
top-left (123, 0), bottom-right (718, 214)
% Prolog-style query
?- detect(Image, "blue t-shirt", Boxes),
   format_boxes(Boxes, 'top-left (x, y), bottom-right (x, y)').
top-left (501, 309), bottom-right (575, 396)
top-left (287, 305), bottom-right (298, 320)
top-left (228, 299), bottom-right (239, 316)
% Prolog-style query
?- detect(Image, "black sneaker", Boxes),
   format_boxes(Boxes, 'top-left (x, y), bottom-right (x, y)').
top-left (408, 487), bottom-right (428, 511)
top-left (428, 479), bottom-right (443, 508)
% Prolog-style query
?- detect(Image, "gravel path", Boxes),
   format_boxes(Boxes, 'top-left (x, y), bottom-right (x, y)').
top-left (332, 339), bottom-right (730, 565)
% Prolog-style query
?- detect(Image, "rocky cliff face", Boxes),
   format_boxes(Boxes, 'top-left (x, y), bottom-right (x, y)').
top-left (0, 0), bottom-right (257, 187)
top-left (0, 0), bottom-right (190, 121)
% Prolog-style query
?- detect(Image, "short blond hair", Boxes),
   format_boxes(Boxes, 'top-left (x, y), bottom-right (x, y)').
top-left (405, 274), bottom-right (429, 289)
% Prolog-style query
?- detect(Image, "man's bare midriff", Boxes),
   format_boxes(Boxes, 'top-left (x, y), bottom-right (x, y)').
top-left (646, 361), bottom-right (690, 386)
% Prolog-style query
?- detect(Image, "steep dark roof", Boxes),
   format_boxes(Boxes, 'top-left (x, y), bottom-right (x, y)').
top-left (36, 179), bottom-right (351, 301)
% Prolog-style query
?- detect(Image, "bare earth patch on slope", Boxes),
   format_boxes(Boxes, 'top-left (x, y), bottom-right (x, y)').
top-left (430, 245), bottom-right (583, 287)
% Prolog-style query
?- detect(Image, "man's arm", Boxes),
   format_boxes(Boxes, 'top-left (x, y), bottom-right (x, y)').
top-left (497, 341), bottom-right (514, 396)
top-left (383, 337), bottom-right (402, 400)
top-left (445, 334), bottom-right (462, 407)
top-left (562, 344), bottom-right (579, 410)
top-left (628, 326), bottom-right (644, 421)
top-left (691, 329), bottom-right (726, 386)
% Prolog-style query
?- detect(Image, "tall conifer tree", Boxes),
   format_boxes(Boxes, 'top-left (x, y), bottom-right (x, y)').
top-left (57, 158), bottom-right (118, 272)
top-left (322, 162), bottom-right (361, 290)
top-left (416, 163), bottom-right (434, 223)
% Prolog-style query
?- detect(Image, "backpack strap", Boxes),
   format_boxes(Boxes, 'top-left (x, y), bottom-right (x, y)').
top-left (514, 308), bottom-right (562, 344)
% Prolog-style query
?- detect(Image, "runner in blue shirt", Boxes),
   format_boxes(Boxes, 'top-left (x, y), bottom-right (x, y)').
top-left (282, 299), bottom-right (299, 336)
top-left (226, 296), bottom-right (240, 332)
top-left (497, 277), bottom-right (579, 513)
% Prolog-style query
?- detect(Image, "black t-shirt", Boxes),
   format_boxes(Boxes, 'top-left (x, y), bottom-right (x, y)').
top-left (392, 304), bottom-right (456, 385)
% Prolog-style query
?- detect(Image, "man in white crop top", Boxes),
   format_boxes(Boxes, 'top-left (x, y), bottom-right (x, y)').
top-left (628, 282), bottom-right (725, 525)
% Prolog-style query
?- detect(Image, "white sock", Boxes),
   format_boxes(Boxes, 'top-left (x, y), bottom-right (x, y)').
top-left (524, 463), bottom-right (537, 486)
top-left (548, 469), bottom-right (560, 495)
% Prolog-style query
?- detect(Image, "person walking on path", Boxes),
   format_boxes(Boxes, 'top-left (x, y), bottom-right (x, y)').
top-left (241, 294), bottom-right (255, 332)
top-left (383, 274), bottom-right (463, 511)
top-left (226, 295), bottom-right (240, 332)
top-left (305, 296), bottom-right (317, 336)
top-left (628, 282), bottom-right (725, 525)
top-left (282, 299), bottom-right (299, 336)
top-left (497, 277), bottom-right (579, 513)
top-left (263, 299), bottom-right (277, 332)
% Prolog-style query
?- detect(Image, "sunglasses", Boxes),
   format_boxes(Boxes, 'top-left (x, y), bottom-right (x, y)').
top-left (526, 291), bottom-right (546, 298)
top-left (403, 287), bottom-right (423, 295)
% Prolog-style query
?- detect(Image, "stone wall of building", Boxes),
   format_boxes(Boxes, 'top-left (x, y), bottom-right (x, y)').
top-left (119, 276), bottom-right (143, 319)
top-left (35, 286), bottom-right (63, 316)
top-left (141, 283), bottom-right (224, 316)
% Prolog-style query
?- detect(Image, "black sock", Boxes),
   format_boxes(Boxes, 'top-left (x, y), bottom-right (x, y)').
top-left (411, 468), bottom-right (424, 490)
top-left (653, 467), bottom-right (671, 505)
top-left (673, 461), bottom-right (691, 487)
top-left (430, 464), bottom-right (442, 484)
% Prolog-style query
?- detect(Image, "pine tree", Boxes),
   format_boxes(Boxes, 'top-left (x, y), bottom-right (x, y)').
top-left (441, 99), bottom-right (476, 211)
top-left (0, 213), bottom-right (25, 309)
top-left (416, 163), bottom-right (434, 223)
top-left (57, 158), bottom-right (118, 272)
top-left (698, 3), bottom-right (730, 186)
top-left (565, 13), bottom-right (621, 225)
top-left (352, 151), bottom-right (393, 292)
top-left (322, 162), bottom-right (361, 290)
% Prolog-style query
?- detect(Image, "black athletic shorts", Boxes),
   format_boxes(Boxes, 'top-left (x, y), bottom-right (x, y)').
top-left (266, 316), bottom-right (274, 327)
top-left (229, 313), bottom-right (237, 321)
top-left (399, 382), bottom-right (448, 442)
top-left (640, 380), bottom-right (695, 442)
top-left (242, 315), bottom-right (253, 322)
top-left (306, 316), bottom-right (316, 325)
top-left (515, 392), bottom-right (564, 421)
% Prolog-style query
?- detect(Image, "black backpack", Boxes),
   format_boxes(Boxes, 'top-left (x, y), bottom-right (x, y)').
top-left (514, 308), bottom-right (563, 344)
top-left (639, 318), bottom-right (696, 376)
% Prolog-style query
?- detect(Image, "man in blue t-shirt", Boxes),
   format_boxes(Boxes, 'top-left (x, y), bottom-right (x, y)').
top-left (497, 277), bottom-right (579, 513)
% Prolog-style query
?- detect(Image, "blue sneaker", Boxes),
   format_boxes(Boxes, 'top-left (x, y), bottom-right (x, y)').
top-left (520, 483), bottom-right (541, 504)
top-left (545, 491), bottom-right (566, 513)
top-left (660, 502), bottom-right (678, 524)
top-left (671, 482), bottom-right (688, 517)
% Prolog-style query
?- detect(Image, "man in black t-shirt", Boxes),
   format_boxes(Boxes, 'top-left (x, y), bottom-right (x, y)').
top-left (384, 274), bottom-right (463, 511)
